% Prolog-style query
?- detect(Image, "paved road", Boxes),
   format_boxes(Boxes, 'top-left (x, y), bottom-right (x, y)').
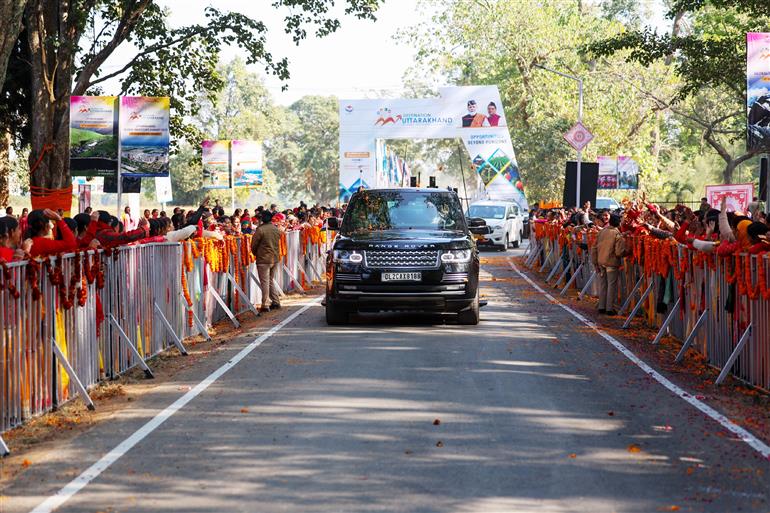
top-left (6, 245), bottom-right (770, 512)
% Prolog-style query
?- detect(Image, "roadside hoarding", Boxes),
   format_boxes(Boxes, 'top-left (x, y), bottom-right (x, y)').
top-left (597, 156), bottom-right (617, 189)
top-left (202, 140), bottom-right (231, 189)
top-left (119, 96), bottom-right (170, 177)
top-left (70, 96), bottom-right (118, 177)
top-left (616, 156), bottom-right (639, 190)
top-left (747, 33), bottom-right (770, 151)
top-left (231, 140), bottom-right (263, 187)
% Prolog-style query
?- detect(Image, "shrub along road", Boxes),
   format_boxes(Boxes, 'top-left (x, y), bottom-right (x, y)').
top-left (3, 245), bottom-right (770, 513)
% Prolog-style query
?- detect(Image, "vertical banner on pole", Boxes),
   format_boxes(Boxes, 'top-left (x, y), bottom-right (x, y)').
top-left (747, 33), bottom-right (770, 152)
top-left (155, 176), bottom-right (173, 204)
top-left (70, 96), bottom-right (118, 177)
top-left (202, 140), bottom-right (232, 189)
top-left (597, 156), bottom-right (617, 189)
top-left (77, 184), bottom-right (92, 212)
top-left (231, 140), bottom-right (263, 187)
top-left (119, 97), bottom-right (170, 177)
top-left (617, 156), bottom-right (639, 190)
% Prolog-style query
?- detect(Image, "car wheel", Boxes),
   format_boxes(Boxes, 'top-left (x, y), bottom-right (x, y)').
top-left (502, 234), bottom-right (509, 251)
top-left (512, 239), bottom-right (520, 249)
top-left (325, 303), bottom-right (348, 325)
top-left (458, 288), bottom-right (480, 325)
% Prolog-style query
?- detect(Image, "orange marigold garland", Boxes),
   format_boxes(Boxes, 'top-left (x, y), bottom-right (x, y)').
top-left (0, 261), bottom-right (20, 299)
top-left (181, 267), bottom-right (194, 328)
top-left (743, 254), bottom-right (761, 300)
top-left (759, 255), bottom-right (770, 300)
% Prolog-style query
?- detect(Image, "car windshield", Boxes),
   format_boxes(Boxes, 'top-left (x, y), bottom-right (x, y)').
top-left (468, 205), bottom-right (505, 219)
top-left (342, 190), bottom-right (466, 233)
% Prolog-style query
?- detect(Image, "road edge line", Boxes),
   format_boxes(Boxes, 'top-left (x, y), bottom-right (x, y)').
top-left (507, 257), bottom-right (770, 460)
top-left (29, 297), bottom-right (323, 513)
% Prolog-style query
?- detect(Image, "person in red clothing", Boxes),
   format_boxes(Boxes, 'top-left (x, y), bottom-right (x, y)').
top-left (94, 211), bottom-right (149, 248)
top-left (72, 211), bottom-right (101, 249)
top-left (18, 208), bottom-right (28, 237)
top-left (25, 209), bottom-right (77, 258)
top-left (0, 216), bottom-right (30, 261)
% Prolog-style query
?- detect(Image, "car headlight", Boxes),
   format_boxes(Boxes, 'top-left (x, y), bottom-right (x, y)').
top-left (441, 249), bottom-right (472, 263)
top-left (333, 249), bottom-right (363, 263)
top-left (491, 224), bottom-right (503, 231)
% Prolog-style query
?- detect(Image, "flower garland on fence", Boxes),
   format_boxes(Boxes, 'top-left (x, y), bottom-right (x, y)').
top-left (181, 241), bottom-right (195, 328)
top-left (759, 256), bottom-right (770, 300)
top-left (539, 223), bottom-right (769, 300)
top-left (0, 261), bottom-right (20, 299)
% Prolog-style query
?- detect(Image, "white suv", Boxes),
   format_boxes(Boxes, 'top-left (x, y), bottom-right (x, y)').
top-left (467, 200), bottom-right (524, 250)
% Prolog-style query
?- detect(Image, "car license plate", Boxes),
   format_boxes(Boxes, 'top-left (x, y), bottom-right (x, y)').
top-left (382, 272), bottom-right (422, 282)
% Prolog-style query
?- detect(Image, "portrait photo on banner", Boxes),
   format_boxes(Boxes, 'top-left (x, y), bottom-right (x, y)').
top-left (461, 98), bottom-right (507, 128)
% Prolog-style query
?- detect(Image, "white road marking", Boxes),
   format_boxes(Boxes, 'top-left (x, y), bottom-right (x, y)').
top-left (30, 298), bottom-right (322, 513)
top-left (507, 258), bottom-right (770, 460)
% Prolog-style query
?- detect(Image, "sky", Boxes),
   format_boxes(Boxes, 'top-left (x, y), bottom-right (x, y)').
top-left (96, 0), bottom-right (430, 105)
top-left (96, 0), bottom-right (671, 105)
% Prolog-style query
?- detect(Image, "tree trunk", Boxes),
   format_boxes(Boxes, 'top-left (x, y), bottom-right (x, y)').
top-left (723, 160), bottom-right (736, 185)
top-left (0, 0), bottom-right (26, 88)
top-left (0, 130), bottom-right (10, 206)
top-left (25, 0), bottom-right (76, 201)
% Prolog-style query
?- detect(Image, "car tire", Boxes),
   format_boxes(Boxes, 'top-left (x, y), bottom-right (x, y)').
top-left (502, 234), bottom-right (509, 251)
top-left (512, 239), bottom-right (520, 248)
top-left (325, 303), bottom-right (348, 325)
top-left (458, 288), bottom-right (480, 325)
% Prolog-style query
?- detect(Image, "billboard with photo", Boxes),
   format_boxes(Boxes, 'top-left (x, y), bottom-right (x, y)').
top-left (119, 96), bottom-right (170, 177)
top-left (339, 86), bottom-right (526, 208)
top-left (202, 140), bottom-right (231, 189)
top-left (617, 156), bottom-right (639, 190)
top-left (747, 33), bottom-right (770, 151)
top-left (597, 156), bottom-right (617, 189)
top-left (231, 140), bottom-right (263, 187)
top-left (70, 96), bottom-right (119, 177)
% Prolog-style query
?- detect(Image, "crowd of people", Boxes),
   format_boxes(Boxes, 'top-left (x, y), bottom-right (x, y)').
top-left (529, 196), bottom-right (770, 315)
top-left (0, 199), bottom-right (342, 312)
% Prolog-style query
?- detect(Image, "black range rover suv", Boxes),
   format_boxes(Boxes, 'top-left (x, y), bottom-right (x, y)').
top-left (324, 188), bottom-right (481, 325)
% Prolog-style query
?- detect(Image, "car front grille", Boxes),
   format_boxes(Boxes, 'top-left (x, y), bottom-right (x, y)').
top-left (364, 250), bottom-right (440, 269)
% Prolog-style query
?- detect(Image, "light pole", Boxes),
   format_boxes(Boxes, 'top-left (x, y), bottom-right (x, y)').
top-left (533, 64), bottom-right (584, 208)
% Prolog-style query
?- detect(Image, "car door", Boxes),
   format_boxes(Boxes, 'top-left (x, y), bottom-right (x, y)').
top-left (508, 205), bottom-right (519, 241)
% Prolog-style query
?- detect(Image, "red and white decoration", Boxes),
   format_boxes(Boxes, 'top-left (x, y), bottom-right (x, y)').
top-left (563, 122), bottom-right (594, 151)
top-left (705, 183), bottom-right (754, 212)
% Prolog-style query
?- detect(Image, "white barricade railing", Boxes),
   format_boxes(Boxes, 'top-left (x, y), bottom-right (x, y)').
top-left (528, 228), bottom-right (770, 390)
top-left (0, 228), bottom-right (332, 447)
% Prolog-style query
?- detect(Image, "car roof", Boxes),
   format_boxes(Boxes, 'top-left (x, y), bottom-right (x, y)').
top-left (469, 200), bottom-right (515, 206)
top-left (356, 187), bottom-right (455, 193)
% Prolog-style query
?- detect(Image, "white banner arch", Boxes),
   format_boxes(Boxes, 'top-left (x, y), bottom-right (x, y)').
top-left (338, 86), bottom-right (528, 209)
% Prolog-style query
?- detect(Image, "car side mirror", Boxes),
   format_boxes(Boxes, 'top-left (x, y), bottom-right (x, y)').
top-left (507, 213), bottom-right (516, 219)
top-left (467, 217), bottom-right (486, 228)
top-left (326, 217), bottom-right (341, 230)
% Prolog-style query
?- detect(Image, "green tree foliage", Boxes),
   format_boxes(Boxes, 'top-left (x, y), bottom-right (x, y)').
top-left (2, 0), bottom-right (381, 196)
top-left (401, 0), bottom-right (677, 202)
top-left (267, 95), bottom-right (340, 204)
top-left (588, 1), bottom-right (770, 183)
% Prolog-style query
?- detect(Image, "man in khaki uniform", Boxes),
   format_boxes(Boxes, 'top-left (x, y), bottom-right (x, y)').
top-left (251, 210), bottom-right (282, 312)
top-left (590, 214), bottom-right (625, 315)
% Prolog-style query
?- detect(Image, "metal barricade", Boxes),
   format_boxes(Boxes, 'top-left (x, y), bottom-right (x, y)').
top-left (1, 228), bottom-right (327, 443)
top-left (528, 227), bottom-right (770, 390)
